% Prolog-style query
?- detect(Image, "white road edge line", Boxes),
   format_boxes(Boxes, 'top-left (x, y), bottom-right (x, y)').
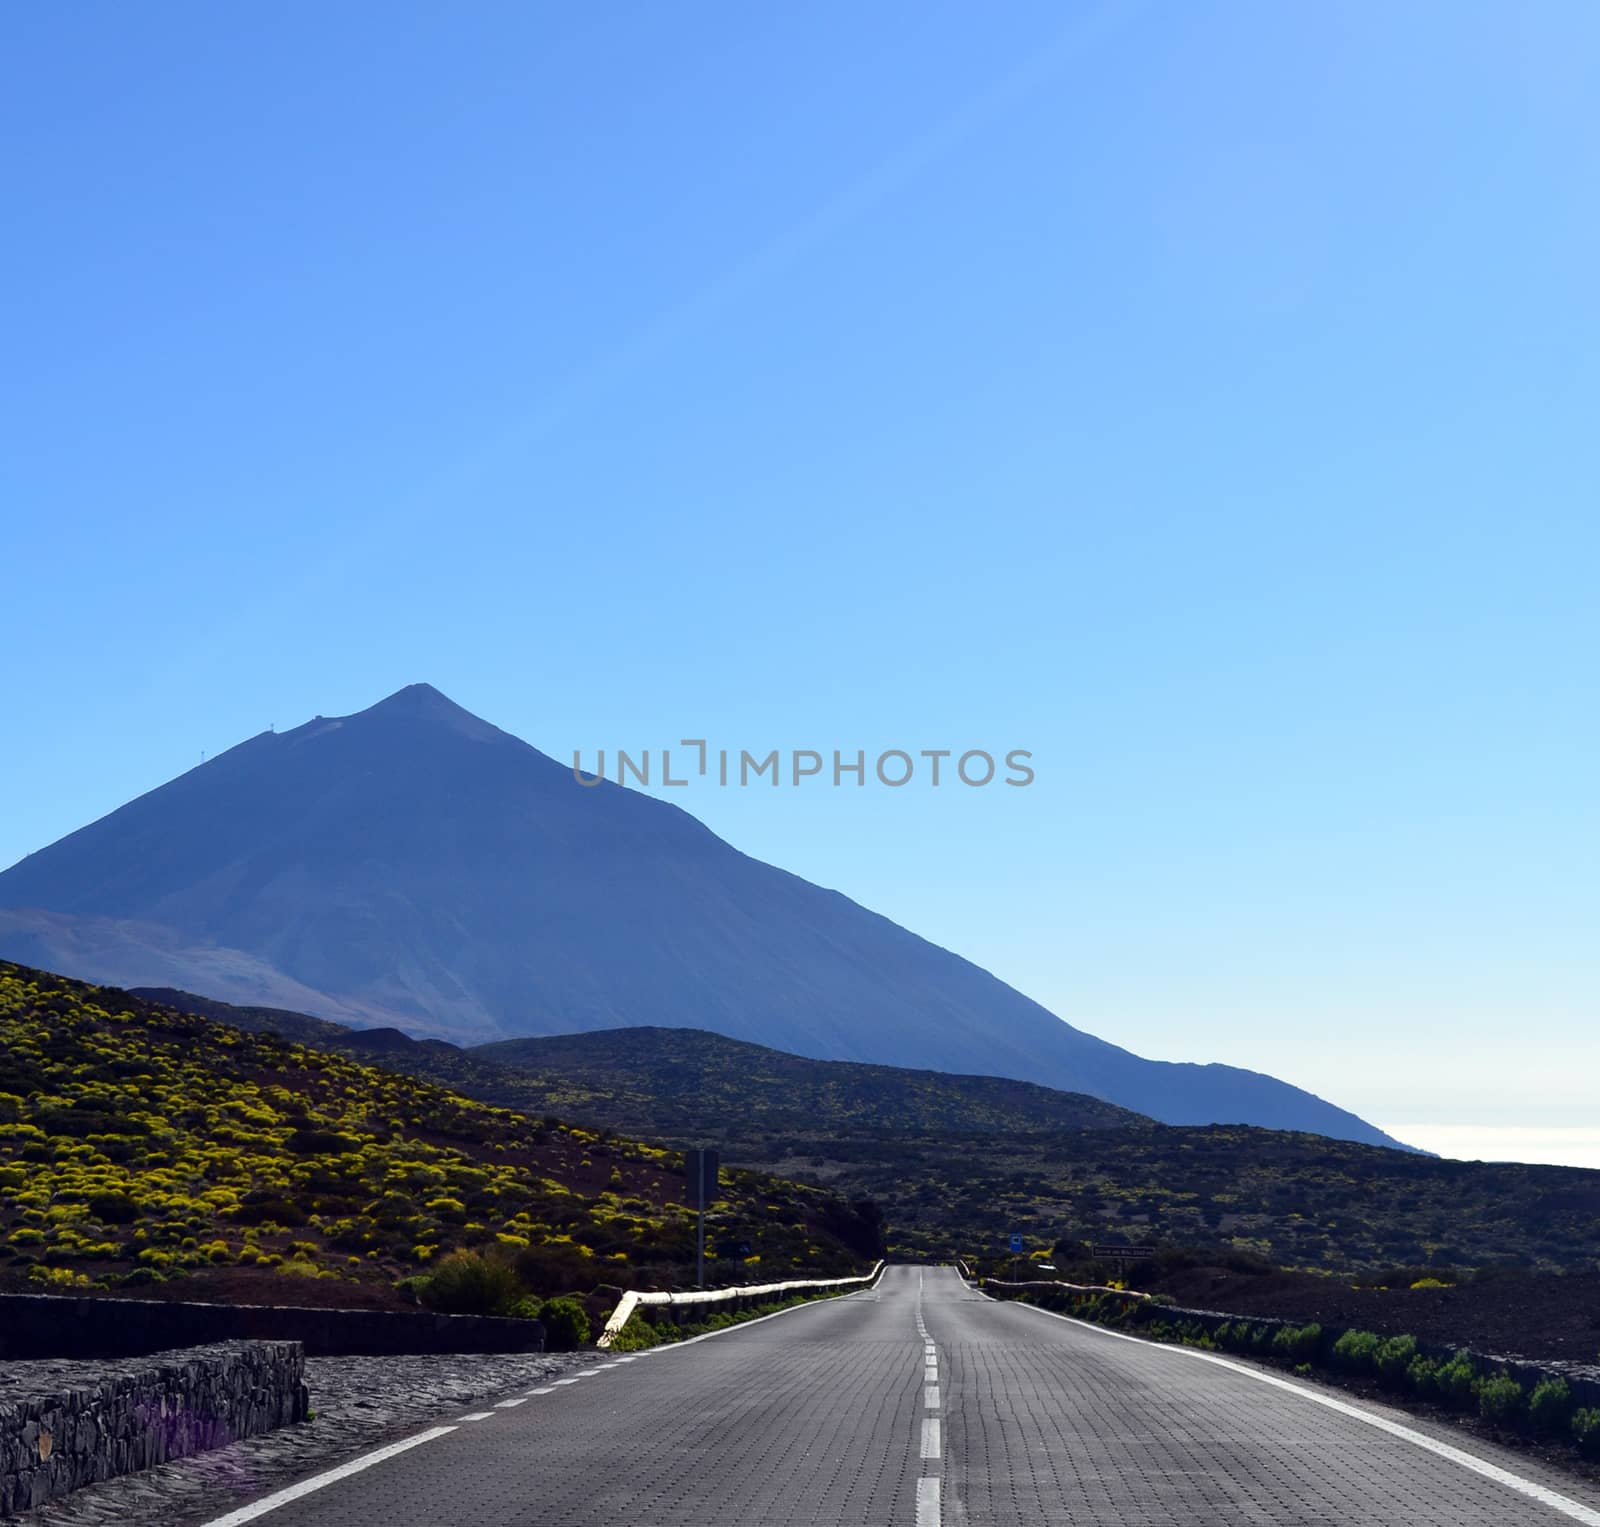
top-left (199, 1285), bottom-right (875, 1527)
top-left (920, 1417), bottom-right (941, 1460)
top-left (493, 1396), bottom-right (529, 1408)
top-left (916, 1475), bottom-right (941, 1527)
top-left (637, 1285), bottom-right (874, 1356)
top-left (995, 1293), bottom-right (1600, 1527)
top-left (459, 1411), bottom-right (494, 1422)
top-left (197, 1426), bottom-right (457, 1527)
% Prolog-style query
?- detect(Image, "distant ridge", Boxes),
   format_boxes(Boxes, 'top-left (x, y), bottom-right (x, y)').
top-left (128, 985), bottom-right (1150, 1137)
top-left (0, 684), bottom-right (1412, 1149)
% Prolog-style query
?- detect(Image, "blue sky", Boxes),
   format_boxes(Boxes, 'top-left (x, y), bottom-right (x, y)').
top-left (5, 2), bottom-right (1597, 1161)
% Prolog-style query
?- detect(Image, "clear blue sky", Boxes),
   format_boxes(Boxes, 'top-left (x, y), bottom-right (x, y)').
top-left (6, 3), bottom-right (1597, 1161)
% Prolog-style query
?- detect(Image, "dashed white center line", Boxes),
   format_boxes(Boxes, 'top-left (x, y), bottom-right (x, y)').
top-left (459, 1412), bottom-right (494, 1423)
top-left (527, 1387), bottom-right (554, 1396)
top-left (552, 1378), bottom-right (581, 1386)
top-left (493, 1397), bottom-right (528, 1409)
top-left (920, 1417), bottom-right (941, 1460)
top-left (924, 1385), bottom-right (940, 1409)
top-left (916, 1476), bottom-right (941, 1527)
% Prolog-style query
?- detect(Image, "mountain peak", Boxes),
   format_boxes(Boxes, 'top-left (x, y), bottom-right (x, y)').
top-left (0, 686), bottom-right (1411, 1150)
top-left (352, 684), bottom-right (503, 742)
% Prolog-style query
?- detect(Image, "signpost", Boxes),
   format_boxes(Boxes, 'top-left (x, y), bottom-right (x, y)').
top-left (1092, 1243), bottom-right (1155, 1280)
top-left (1008, 1231), bottom-right (1023, 1281)
top-left (686, 1148), bottom-right (720, 1289)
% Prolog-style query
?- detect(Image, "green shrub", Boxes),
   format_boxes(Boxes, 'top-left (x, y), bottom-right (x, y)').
top-left (1527, 1378), bottom-right (1572, 1436)
top-left (1572, 1408), bottom-right (1600, 1459)
top-left (1477, 1372), bottom-right (1524, 1424)
top-left (1270, 1323), bottom-right (1322, 1364)
top-left (1331, 1329), bottom-right (1380, 1374)
top-left (417, 1249), bottom-right (523, 1315)
top-left (1406, 1355), bottom-right (1439, 1396)
top-left (1435, 1354), bottom-right (1478, 1408)
top-left (1375, 1334), bottom-right (1418, 1388)
top-left (87, 1192), bottom-right (141, 1224)
top-left (538, 1296), bottom-right (592, 1350)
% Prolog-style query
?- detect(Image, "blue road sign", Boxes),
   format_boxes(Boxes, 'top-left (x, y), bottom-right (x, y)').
top-left (1009, 1233), bottom-right (1024, 1254)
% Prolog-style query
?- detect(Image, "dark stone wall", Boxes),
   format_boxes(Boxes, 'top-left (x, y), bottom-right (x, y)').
top-left (0, 1293), bottom-right (546, 1360)
top-left (0, 1341), bottom-right (306, 1516)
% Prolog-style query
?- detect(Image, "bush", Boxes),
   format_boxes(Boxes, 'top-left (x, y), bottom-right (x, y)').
top-left (1406, 1355), bottom-right (1439, 1396)
top-left (1331, 1329), bottom-right (1380, 1374)
top-left (1477, 1372), bottom-right (1524, 1424)
top-left (1528, 1378), bottom-right (1572, 1436)
top-left (1435, 1354), bottom-right (1478, 1408)
top-left (1270, 1323), bottom-right (1322, 1364)
top-left (87, 1192), bottom-right (141, 1224)
top-left (1375, 1334), bottom-right (1418, 1389)
top-left (538, 1295), bottom-right (592, 1350)
top-left (1572, 1408), bottom-right (1600, 1459)
top-left (417, 1249), bottom-right (523, 1315)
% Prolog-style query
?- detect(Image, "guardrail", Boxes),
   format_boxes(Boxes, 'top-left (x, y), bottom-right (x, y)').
top-left (979, 1277), bottom-right (1151, 1300)
top-left (597, 1260), bottom-right (886, 1348)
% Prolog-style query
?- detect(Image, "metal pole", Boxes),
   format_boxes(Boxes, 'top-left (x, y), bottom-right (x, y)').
top-left (696, 1156), bottom-right (706, 1289)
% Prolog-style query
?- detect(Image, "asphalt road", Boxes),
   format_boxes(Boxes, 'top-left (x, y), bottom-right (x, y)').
top-left (203, 1265), bottom-right (1600, 1527)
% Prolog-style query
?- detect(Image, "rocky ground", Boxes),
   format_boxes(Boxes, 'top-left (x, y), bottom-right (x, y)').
top-left (4, 1349), bottom-right (599, 1527)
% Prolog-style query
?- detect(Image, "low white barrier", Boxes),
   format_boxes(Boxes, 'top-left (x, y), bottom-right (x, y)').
top-left (981, 1277), bottom-right (1151, 1300)
top-left (597, 1260), bottom-right (886, 1348)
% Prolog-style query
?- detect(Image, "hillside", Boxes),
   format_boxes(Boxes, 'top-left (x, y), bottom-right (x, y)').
top-left (128, 1001), bottom-right (1143, 1134)
top-left (0, 963), bottom-right (881, 1306)
top-left (129, 988), bottom-right (1600, 1275)
top-left (474, 1028), bottom-right (1147, 1134)
top-left (823, 1123), bottom-right (1600, 1273)
top-left (0, 683), bottom-right (1407, 1148)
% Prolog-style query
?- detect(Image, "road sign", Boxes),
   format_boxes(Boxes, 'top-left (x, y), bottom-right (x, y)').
top-left (685, 1149), bottom-right (720, 1209)
top-left (1092, 1244), bottom-right (1155, 1260)
top-left (1008, 1233), bottom-right (1024, 1254)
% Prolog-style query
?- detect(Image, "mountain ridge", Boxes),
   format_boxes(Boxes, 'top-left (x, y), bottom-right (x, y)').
top-left (0, 684), bottom-right (1411, 1149)
top-left (125, 985), bottom-right (1152, 1136)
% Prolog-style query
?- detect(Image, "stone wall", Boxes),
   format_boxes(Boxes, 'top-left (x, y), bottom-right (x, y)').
top-left (0, 1341), bottom-right (307, 1517)
top-left (0, 1293), bottom-right (545, 1361)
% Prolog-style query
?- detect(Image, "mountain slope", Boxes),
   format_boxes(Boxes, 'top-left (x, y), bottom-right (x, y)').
top-left (0, 683), bottom-right (1408, 1147)
top-left (127, 988), bottom-right (1149, 1136)
top-left (0, 962), bottom-right (880, 1304)
top-left (131, 986), bottom-right (1597, 1276)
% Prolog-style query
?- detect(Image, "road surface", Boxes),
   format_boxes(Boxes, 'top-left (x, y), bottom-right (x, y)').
top-left (203, 1265), bottom-right (1600, 1527)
